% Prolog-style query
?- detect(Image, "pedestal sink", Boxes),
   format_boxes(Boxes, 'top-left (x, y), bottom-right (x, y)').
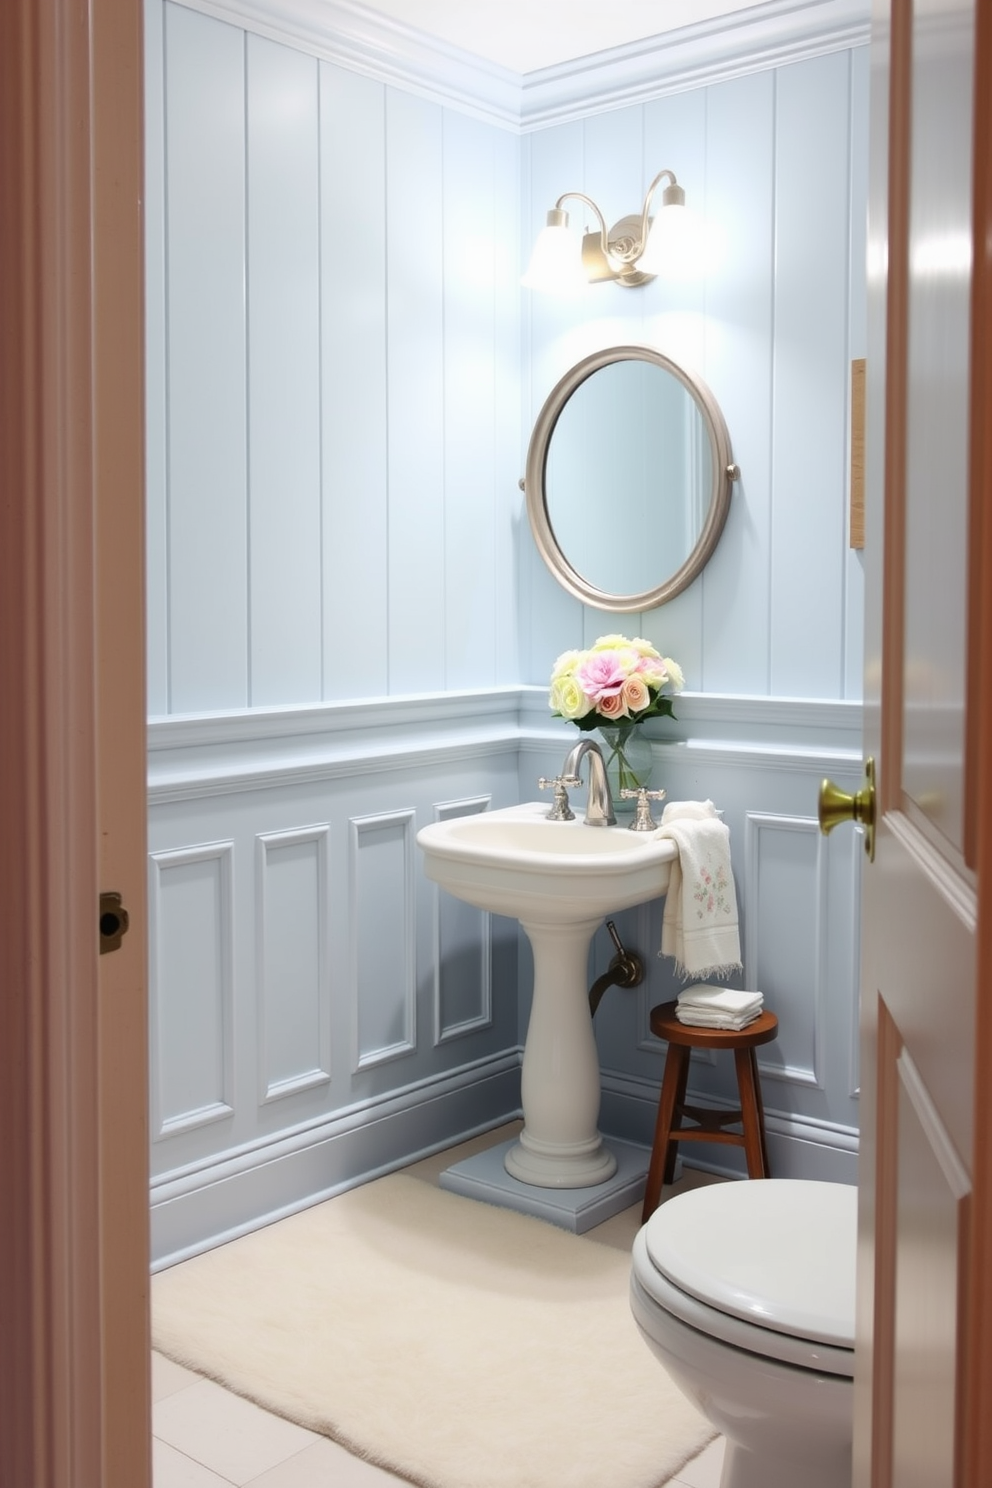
top-left (417, 802), bottom-right (675, 1189)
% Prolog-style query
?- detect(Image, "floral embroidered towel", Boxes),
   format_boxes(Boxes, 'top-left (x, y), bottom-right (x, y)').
top-left (655, 800), bottom-right (743, 980)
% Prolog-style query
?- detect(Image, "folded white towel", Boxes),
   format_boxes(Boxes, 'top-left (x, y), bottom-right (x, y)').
top-left (677, 986), bottom-right (763, 1017)
top-left (676, 1008), bottom-right (763, 1031)
top-left (655, 801), bottom-right (743, 980)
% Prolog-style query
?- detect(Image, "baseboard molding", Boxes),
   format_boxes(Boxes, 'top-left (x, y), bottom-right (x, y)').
top-left (151, 1052), bottom-right (522, 1269)
top-left (598, 1072), bottom-right (858, 1187)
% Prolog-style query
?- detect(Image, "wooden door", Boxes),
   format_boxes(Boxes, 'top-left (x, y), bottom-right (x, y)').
top-left (854, 0), bottom-right (992, 1482)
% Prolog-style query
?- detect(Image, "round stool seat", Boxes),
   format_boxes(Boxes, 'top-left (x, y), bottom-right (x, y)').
top-left (650, 1001), bottom-right (779, 1050)
top-left (641, 1000), bottom-right (779, 1221)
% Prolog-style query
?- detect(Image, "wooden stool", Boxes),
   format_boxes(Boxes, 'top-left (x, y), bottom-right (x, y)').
top-left (641, 1000), bottom-right (779, 1222)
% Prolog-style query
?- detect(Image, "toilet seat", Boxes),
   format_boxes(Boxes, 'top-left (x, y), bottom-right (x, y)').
top-left (633, 1179), bottom-right (857, 1378)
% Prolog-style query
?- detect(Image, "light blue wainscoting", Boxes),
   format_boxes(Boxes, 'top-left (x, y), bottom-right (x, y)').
top-left (147, 691), bottom-right (526, 1268)
top-left (550, 692), bottom-right (865, 1187)
top-left (147, 687), bottom-right (863, 1267)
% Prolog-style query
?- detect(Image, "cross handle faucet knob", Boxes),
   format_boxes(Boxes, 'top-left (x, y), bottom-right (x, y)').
top-left (538, 774), bottom-right (581, 821)
top-left (619, 785), bottom-right (667, 832)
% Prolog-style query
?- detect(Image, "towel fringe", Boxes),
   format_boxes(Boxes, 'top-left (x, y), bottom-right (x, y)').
top-left (659, 955), bottom-right (743, 982)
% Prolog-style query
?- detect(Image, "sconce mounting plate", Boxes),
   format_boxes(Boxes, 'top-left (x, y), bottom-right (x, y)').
top-left (582, 214), bottom-right (655, 288)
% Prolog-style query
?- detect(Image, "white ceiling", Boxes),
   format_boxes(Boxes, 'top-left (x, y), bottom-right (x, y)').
top-left (353, 0), bottom-right (768, 75)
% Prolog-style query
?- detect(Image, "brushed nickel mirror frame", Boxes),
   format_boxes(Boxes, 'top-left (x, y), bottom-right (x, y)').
top-left (524, 344), bottom-right (740, 612)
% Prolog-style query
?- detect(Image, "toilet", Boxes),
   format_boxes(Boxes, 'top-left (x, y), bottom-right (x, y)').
top-left (629, 1178), bottom-right (856, 1488)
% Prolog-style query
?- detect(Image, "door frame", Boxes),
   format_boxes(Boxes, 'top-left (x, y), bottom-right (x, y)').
top-left (5, 0), bottom-right (992, 1482)
top-left (0, 0), bottom-right (150, 1483)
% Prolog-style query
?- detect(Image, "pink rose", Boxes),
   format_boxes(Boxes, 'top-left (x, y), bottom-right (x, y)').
top-left (622, 676), bottom-right (650, 713)
top-left (597, 691), bottom-right (629, 719)
top-left (576, 650), bottom-right (628, 702)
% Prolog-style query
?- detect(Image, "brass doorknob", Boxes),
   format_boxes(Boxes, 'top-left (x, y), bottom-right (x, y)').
top-left (818, 757), bottom-right (876, 861)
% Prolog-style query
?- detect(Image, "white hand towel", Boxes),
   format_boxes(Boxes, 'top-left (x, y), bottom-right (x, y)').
top-left (677, 986), bottom-right (763, 1017)
top-left (676, 1007), bottom-right (763, 1031)
top-left (656, 801), bottom-right (743, 980)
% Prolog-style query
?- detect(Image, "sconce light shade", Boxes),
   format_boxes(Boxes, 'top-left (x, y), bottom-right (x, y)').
top-left (521, 208), bottom-right (588, 296)
top-left (637, 202), bottom-right (702, 279)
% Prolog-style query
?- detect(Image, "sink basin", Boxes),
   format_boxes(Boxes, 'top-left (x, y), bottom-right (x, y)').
top-left (417, 801), bottom-right (676, 1191)
top-left (417, 801), bottom-right (675, 924)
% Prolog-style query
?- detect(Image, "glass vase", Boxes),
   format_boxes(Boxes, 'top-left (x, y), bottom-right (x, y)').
top-left (598, 722), bottom-right (654, 813)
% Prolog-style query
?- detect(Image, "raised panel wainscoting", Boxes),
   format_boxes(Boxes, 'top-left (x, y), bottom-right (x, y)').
top-left (148, 690), bottom-right (861, 1265)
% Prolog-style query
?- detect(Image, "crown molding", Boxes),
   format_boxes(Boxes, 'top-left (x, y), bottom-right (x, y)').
top-left (169, 0), bottom-right (870, 131)
top-left (519, 0), bottom-right (871, 130)
top-left (169, 0), bottom-right (523, 126)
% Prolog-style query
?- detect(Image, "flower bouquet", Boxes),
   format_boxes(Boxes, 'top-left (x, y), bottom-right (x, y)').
top-left (548, 634), bottom-right (683, 800)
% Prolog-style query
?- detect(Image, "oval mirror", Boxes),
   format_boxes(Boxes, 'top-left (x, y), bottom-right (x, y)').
top-left (524, 345), bottom-right (739, 612)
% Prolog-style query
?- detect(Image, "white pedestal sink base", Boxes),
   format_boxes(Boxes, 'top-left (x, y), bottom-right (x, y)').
top-left (504, 1130), bottom-right (617, 1187)
top-left (509, 915), bottom-right (616, 1188)
top-left (440, 1136), bottom-right (651, 1234)
top-left (416, 802), bottom-right (676, 1197)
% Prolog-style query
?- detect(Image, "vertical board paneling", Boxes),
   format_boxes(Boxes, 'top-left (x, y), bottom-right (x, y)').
top-left (493, 128), bottom-right (522, 685)
top-left (144, 0), bottom-right (168, 714)
top-left (697, 70), bottom-right (776, 695)
top-left (150, 844), bottom-right (234, 1133)
top-left (385, 90), bottom-right (447, 694)
top-left (844, 44), bottom-right (870, 698)
top-left (639, 86), bottom-right (709, 686)
top-left (443, 113), bottom-right (498, 688)
top-left (580, 107), bottom-right (651, 398)
top-left (576, 106), bottom-right (652, 654)
top-left (744, 814), bottom-right (822, 1086)
top-left (433, 798), bottom-right (492, 1042)
top-left (320, 64), bottom-right (389, 699)
top-left (519, 52), bottom-right (866, 702)
top-left (257, 827), bottom-right (330, 1100)
top-left (246, 36), bottom-right (322, 705)
top-left (164, 5), bottom-right (248, 712)
top-left (521, 122), bottom-right (588, 682)
top-left (770, 52), bottom-right (851, 697)
top-left (149, 16), bottom-right (867, 716)
top-left (351, 811), bottom-right (416, 1068)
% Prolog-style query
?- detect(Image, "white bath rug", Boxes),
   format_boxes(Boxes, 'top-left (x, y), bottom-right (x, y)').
top-left (152, 1172), bottom-right (714, 1488)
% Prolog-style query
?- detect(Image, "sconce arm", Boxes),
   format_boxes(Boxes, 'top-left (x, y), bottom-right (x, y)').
top-left (554, 190), bottom-right (612, 264)
top-left (636, 168), bottom-right (684, 255)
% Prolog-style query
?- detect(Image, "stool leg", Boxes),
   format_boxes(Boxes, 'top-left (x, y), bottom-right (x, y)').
top-left (642, 1044), bottom-right (690, 1222)
top-left (735, 1046), bottom-right (770, 1178)
top-left (664, 1051), bottom-right (691, 1187)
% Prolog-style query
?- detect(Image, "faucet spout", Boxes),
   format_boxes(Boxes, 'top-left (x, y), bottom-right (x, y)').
top-left (562, 738), bottom-right (617, 826)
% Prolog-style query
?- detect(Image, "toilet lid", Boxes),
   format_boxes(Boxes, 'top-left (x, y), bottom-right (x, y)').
top-left (643, 1179), bottom-right (857, 1350)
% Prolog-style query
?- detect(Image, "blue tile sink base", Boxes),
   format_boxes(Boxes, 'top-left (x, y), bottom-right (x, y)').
top-left (439, 1136), bottom-right (651, 1233)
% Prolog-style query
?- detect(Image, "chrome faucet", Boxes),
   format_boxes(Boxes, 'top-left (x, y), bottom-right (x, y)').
top-left (562, 738), bottom-right (616, 827)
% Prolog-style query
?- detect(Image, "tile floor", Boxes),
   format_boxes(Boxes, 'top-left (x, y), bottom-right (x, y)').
top-left (152, 1125), bottom-right (727, 1488)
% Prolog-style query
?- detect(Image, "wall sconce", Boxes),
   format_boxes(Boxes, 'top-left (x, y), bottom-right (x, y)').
top-left (522, 169), bottom-right (695, 295)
